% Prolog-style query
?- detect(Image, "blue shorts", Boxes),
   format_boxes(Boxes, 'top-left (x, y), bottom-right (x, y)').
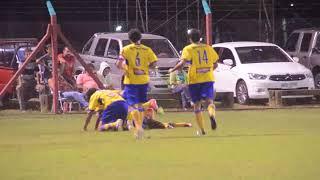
top-left (188, 82), bottom-right (214, 103)
top-left (123, 84), bottom-right (148, 106)
top-left (101, 100), bottom-right (128, 125)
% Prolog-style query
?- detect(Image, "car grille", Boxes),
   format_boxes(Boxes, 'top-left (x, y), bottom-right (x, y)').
top-left (157, 67), bottom-right (170, 77)
top-left (267, 87), bottom-right (308, 91)
top-left (269, 74), bottom-right (306, 81)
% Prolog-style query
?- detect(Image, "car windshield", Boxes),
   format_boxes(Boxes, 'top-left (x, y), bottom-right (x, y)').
top-left (236, 46), bottom-right (292, 64)
top-left (122, 39), bottom-right (178, 58)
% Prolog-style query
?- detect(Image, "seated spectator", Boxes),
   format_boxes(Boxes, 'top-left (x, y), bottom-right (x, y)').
top-left (76, 63), bottom-right (99, 93)
top-left (16, 48), bottom-right (37, 111)
top-left (97, 62), bottom-right (114, 89)
top-left (169, 64), bottom-right (193, 110)
top-left (58, 46), bottom-right (76, 86)
top-left (48, 74), bottom-right (88, 109)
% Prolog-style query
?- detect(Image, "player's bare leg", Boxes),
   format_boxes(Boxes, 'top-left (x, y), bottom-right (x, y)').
top-left (194, 102), bottom-right (206, 135)
top-left (206, 99), bottom-right (217, 130)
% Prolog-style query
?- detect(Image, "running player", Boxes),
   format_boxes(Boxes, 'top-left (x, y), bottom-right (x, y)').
top-left (116, 28), bottom-right (158, 139)
top-left (169, 28), bottom-right (219, 135)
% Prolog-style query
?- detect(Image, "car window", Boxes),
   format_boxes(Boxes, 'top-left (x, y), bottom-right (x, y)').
top-left (285, 33), bottom-right (299, 51)
top-left (300, 33), bottom-right (312, 52)
top-left (122, 39), bottom-right (178, 58)
top-left (236, 46), bottom-right (292, 64)
top-left (82, 36), bottom-right (94, 54)
top-left (94, 38), bottom-right (108, 57)
top-left (216, 47), bottom-right (235, 65)
top-left (0, 48), bottom-right (14, 68)
top-left (107, 39), bottom-right (120, 58)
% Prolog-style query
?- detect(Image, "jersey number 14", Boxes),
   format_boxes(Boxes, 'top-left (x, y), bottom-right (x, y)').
top-left (197, 50), bottom-right (208, 64)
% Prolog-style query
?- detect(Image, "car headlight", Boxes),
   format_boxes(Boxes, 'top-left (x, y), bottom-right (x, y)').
top-left (149, 67), bottom-right (158, 77)
top-left (248, 73), bottom-right (268, 80)
top-left (305, 73), bottom-right (313, 79)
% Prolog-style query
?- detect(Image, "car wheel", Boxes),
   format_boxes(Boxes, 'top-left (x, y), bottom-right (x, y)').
top-left (236, 80), bottom-right (249, 105)
top-left (314, 72), bottom-right (320, 89)
top-left (314, 73), bottom-right (320, 101)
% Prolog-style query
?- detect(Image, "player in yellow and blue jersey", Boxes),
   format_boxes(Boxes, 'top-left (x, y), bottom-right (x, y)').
top-left (82, 88), bottom-right (128, 132)
top-left (169, 28), bottom-right (219, 135)
top-left (116, 28), bottom-right (158, 139)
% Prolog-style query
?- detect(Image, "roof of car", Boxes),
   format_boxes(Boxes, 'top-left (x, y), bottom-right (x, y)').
top-left (94, 32), bottom-right (166, 40)
top-left (213, 41), bottom-right (277, 48)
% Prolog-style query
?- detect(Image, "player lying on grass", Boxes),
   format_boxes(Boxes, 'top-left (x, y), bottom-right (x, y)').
top-left (126, 99), bottom-right (192, 130)
top-left (169, 28), bottom-right (219, 135)
top-left (83, 88), bottom-right (128, 132)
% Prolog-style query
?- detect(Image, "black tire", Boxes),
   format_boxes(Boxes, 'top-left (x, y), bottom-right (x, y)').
top-left (236, 80), bottom-right (250, 105)
top-left (314, 73), bottom-right (320, 100)
top-left (314, 73), bottom-right (320, 89)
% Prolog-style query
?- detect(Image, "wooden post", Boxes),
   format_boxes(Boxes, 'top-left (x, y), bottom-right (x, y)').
top-left (39, 94), bottom-right (49, 113)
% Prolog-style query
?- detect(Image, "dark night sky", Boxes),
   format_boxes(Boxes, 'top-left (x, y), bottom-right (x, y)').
top-left (0, 0), bottom-right (320, 22)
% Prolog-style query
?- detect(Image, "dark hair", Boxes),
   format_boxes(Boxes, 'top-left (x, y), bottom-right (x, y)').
top-left (187, 28), bottom-right (201, 43)
top-left (128, 28), bottom-right (142, 43)
top-left (85, 88), bottom-right (98, 101)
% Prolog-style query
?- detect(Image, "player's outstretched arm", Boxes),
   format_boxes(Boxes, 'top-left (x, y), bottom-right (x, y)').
top-left (168, 60), bottom-right (185, 73)
top-left (83, 110), bottom-right (95, 131)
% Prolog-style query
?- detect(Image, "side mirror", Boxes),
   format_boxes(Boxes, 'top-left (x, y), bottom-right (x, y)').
top-left (222, 59), bottom-right (234, 66)
top-left (292, 57), bottom-right (299, 63)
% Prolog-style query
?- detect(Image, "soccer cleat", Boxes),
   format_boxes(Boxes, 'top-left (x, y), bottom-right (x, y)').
top-left (196, 129), bottom-right (206, 136)
top-left (115, 119), bottom-right (124, 131)
top-left (135, 128), bottom-right (144, 139)
top-left (210, 116), bottom-right (217, 130)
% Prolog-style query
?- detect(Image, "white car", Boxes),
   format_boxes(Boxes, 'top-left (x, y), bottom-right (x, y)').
top-left (213, 42), bottom-right (315, 104)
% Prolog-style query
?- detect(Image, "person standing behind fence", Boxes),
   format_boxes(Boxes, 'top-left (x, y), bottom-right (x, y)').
top-left (169, 28), bottom-right (219, 135)
top-left (116, 28), bottom-right (158, 139)
top-left (16, 48), bottom-right (37, 111)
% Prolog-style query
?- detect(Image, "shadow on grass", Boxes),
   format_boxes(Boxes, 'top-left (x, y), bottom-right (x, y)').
top-left (157, 133), bottom-right (300, 140)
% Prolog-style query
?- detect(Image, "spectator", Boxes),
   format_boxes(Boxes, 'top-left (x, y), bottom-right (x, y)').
top-left (169, 64), bottom-right (193, 110)
top-left (16, 48), bottom-right (37, 111)
top-left (76, 63), bottom-right (99, 93)
top-left (97, 61), bottom-right (113, 89)
top-left (58, 46), bottom-right (76, 86)
top-left (35, 45), bottom-right (52, 95)
top-left (48, 74), bottom-right (88, 109)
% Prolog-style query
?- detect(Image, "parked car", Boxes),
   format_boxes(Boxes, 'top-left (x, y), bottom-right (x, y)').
top-left (77, 32), bottom-right (180, 92)
top-left (213, 42), bottom-right (315, 104)
top-left (0, 38), bottom-right (37, 104)
top-left (285, 28), bottom-right (320, 88)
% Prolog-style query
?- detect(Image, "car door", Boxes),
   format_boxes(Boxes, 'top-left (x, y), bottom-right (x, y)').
top-left (0, 48), bottom-right (15, 95)
top-left (213, 47), bottom-right (238, 93)
top-left (297, 32), bottom-right (313, 69)
top-left (105, 39), bottom-right (122, 89)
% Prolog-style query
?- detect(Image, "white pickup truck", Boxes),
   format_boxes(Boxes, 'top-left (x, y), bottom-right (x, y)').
top-left (76, 32), bottom-right (180, 92)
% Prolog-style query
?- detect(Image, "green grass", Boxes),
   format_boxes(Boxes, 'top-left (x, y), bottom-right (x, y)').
top-left (1, 109), bottom-right (320, 180)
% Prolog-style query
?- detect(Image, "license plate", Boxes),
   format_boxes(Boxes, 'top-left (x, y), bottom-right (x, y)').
top-left (281, 82), bottom-right (298, 89)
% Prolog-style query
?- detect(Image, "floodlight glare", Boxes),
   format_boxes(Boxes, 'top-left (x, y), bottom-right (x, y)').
top-left (115, 25), bottom-right (122, 32)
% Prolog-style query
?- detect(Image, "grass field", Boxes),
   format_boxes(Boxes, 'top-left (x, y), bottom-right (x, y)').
top-left (1, 109), bottom-right (320, 180)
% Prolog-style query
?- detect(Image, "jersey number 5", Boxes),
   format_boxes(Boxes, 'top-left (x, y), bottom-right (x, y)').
top-left (197, 50), bottom-right (208, 64)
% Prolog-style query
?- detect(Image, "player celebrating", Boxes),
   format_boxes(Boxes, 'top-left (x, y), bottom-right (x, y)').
top-left (83, 88), bottom-right (128, 132)
top-left (169, 28), bottom-right (219, 135)
top-left (116, 28), bottom-right (158, 139)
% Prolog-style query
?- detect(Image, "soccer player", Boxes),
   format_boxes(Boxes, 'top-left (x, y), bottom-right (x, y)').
top-left (126, 99), bottom-right (192, 130)
top-left (169, 28), bottom-right (219, 135)
top-left (83, 88), bottom-right (128, 132)
top-left (116, 28), bottom-right (158, 139)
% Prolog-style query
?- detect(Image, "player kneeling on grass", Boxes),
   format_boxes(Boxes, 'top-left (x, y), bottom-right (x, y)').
top-left (83, 88), bottom-right (128, 132)
top-left (169, 28), bottom-right (219, 135)
top-left (126, 99), bottom-right (192, 130)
